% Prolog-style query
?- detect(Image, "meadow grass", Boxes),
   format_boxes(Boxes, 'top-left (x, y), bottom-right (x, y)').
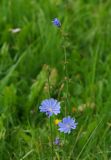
top-left (0, 0), bottom-right (111, 159)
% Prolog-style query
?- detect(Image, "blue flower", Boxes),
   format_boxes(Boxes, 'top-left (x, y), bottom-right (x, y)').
top-left (39, 98), bottom-right (61, 117)
top-left (58, 116), bottom-right (77, 134)
top-left (52, 18), bottom-right (61, 27)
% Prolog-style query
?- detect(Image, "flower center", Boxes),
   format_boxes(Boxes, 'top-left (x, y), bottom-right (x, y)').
top-left (66, 124), bottom-right (71, 128)
top-left (49, 107), bottom-right (52, 112)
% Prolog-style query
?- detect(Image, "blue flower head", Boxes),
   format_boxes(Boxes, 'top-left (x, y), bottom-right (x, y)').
top-left (58, 116), bottom-right (77, 134)
top-left (52, 18), bottom-right (61, 27)
top-left (39, 98), bottom-right (61, 117)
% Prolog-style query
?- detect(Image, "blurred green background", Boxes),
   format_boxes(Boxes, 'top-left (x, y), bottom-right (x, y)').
top-left (0, 0), bottom-right (111, 159)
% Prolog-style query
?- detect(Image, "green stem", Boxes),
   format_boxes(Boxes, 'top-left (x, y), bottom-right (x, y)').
top-left (60, 29), bottom-right (70, 115)
top-left (50, 117), bottom-right (54, 160)
top-left (63, 45), bottom-right (70, 115)
top-left (47, 67), bottom-right (51, 98)
top-left (47, 68), bottom-right (54, 159)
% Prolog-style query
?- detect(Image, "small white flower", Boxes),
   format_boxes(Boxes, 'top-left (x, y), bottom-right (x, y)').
top-left (10, 28), bottom-right (21, 33)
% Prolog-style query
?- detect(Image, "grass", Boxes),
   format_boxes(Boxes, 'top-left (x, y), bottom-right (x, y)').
top-left (0, 0), bottom-right (111, 159)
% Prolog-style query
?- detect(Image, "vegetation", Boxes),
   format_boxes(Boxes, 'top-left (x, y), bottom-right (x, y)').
top-left (0, 0), bottom-right (111, 159)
